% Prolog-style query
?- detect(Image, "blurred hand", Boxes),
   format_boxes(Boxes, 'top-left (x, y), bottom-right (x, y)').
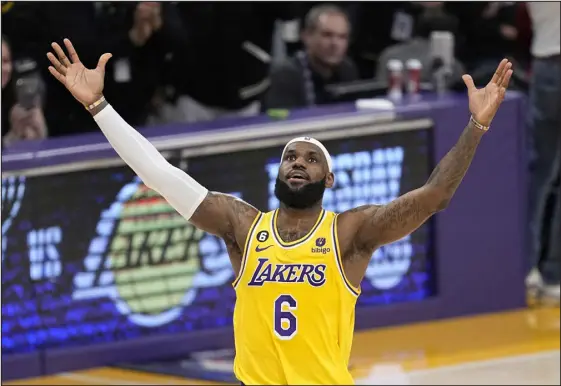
top-left (148, 2), bottom-right (163, 31)
top-left (500, 25), bottom-right (518, 40)
top-left (129, 2), bottom-right (162, 46)
top-left (462, 58), bottom-right (513, 127)
top-left (482, 2), bottom-right (500, 19)
top-left (6, 104), bottom-right (48, 145)
top-left (46, 39), bottom-right (112, 106)
top-left (129, 21), bottom-right (153, 46)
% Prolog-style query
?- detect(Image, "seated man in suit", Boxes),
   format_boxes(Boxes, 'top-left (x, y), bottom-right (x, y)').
top-left (264, 4), bottom-right (359, 110)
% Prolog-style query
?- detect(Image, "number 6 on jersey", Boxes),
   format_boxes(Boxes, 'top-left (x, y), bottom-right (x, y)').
top-left (274, 295), bottom-right (297, 340)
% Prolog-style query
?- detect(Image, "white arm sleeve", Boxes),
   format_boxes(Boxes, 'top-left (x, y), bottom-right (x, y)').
top-left (93, 104), bottom-right (208, 221)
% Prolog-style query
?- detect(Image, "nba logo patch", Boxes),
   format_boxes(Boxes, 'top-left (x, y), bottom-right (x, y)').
top-left (315, 237), bottom-right (326, 247)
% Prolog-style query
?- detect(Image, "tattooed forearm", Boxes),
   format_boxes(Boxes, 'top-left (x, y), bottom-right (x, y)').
top-left (348, 188), bottom-right (436, 250)
top-left (372, 194), bottom-right (428, 232)
top-left (426, 121), bottom-right (485, 209)
top-left (347, 121), bottom-right (486, 251)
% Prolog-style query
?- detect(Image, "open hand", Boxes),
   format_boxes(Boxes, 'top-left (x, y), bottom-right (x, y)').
top-left (47, 39), bottom-right (112, 106)
top-left (462, 58), bottom-right (513, 127)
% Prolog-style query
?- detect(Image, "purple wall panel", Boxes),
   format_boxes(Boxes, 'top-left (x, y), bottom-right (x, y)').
top-left (2, 352), bottom-right (42, 380)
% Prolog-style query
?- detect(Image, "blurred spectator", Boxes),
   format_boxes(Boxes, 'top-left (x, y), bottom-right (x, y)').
top-left (101, 2), bottom-right (172, 128)
top-left (2, 2), bottom-right (169, 136)
top-left (375, 6), bottom-right (465, 88)
top-left (2, 35), bottom-right (15, 144)
top-left (1, 36), bottom-right (48, 147)
top-left (351, 2), bottom-right (449, 79)
top-left (3, 2), bottom-right (96, 136)
top-left (263, 4), bottom-right (358, 110)
top-left (281, 2), bottom-right (359, 56)
top-left (451, 3), bottom-right (520, 78)
top-left (2, 36), bottom-right (12, 89)
top-left (156, 3), bottom-right (299, 123)
top-left (2, 36), bottom-right (13, 102)
top-left (514, 3), bottom-right (533, 69)
top-left (525, 2), bottom-right (560, 302)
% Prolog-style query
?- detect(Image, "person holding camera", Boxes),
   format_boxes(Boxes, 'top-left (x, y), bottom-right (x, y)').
top-left (1, 36), bottom-right (47, 147)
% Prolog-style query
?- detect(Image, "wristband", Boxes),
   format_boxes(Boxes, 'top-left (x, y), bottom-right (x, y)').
top-left (85, 96), bottom-right (106, 111)
top-left (470, 115), bottom-right (490, 132)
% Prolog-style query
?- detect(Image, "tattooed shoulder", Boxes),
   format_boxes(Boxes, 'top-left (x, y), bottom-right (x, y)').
top-left (346, 205), bottom-right (371, 213)
top-left (207, 191), bottom-right (258, 221)
top-left (190, 191), bottom-right (258, 238)
top-left (230, 196), bottom-right (259, 222)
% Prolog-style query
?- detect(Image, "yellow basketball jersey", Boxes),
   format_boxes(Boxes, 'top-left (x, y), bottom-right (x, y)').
top-left (232, 209), bottom-right (360, 385)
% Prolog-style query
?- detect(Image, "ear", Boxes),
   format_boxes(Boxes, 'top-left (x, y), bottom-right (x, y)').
top-left (325, 172), bottom-right (335, 189)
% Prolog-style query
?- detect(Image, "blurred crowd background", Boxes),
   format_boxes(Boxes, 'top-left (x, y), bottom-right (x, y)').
top-left (1, 1), bottom-right (559, 300)
top-left (1, 1), bottom-right (540, 138)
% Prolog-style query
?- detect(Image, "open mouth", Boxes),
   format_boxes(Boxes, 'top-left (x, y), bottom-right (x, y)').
top-left (287, 173), bottom-right (308, 182)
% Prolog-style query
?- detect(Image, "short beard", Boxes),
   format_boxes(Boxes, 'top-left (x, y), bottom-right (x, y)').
top-left (274, 176), bottom-right (326, 210)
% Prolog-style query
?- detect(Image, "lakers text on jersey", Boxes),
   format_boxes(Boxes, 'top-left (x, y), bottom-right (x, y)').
top-left (232, 209), bottom-right (360, 385)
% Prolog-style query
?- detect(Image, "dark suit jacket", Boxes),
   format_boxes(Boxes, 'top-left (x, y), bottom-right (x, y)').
top-left (263, 55), bottom-right (359, 110)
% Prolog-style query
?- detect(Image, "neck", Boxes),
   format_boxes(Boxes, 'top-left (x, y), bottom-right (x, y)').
top-left (278, 202), bottom-right (323, 222)
top-left (306, 51), bottom-right (334, 79)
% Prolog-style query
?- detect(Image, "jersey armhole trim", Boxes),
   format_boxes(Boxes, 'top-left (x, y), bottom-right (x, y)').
top-left (232, 212), bottom-right (263, 289)
top-left (332, 214), bottom-right (361, 297)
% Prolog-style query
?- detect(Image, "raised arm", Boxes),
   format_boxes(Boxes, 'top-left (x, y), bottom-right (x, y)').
top-left (343, 59), bottom-right (513, 252)
top-left (46, 39), bottom-right (258, 243)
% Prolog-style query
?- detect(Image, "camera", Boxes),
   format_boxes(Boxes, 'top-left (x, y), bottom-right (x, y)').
top-left (14, 58), bottom-right (45, 110)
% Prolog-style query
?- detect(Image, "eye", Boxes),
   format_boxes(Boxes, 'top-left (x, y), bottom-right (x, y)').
top-left (286, 155), bottom-right (296, 161)
top-left (308, 157), bottom-right (317, 163)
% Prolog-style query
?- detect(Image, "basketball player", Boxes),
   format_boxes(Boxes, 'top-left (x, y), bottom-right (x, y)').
top-left (47, 39), bottom-right (512, 385)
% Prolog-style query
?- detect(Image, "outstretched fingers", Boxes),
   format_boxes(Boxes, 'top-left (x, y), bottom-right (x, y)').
top-left (46, 49), bottom-right (67, 84)
top-left (490, 58), bottom-right (508, 85)
top-left (63, 38), bottom-right (81, 64)
top-left (46, 52), bottom-right (67, 76)
top-left (496, 61), bottom-right (512, 86)
top-left (494, 68), bottom-right (512, 106)
top-left (48, 66), bottom-right (66, 84)
top-left (47, 38), bottom-right (83, 85)
top-left (51, 42), bottom-right (71, 68)
top-left (96, 53), bottom-right (113, 73)
top-left (501, 68), bottom-right (513, 90)
top-left (462, 74), bottom-right (477, 93)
